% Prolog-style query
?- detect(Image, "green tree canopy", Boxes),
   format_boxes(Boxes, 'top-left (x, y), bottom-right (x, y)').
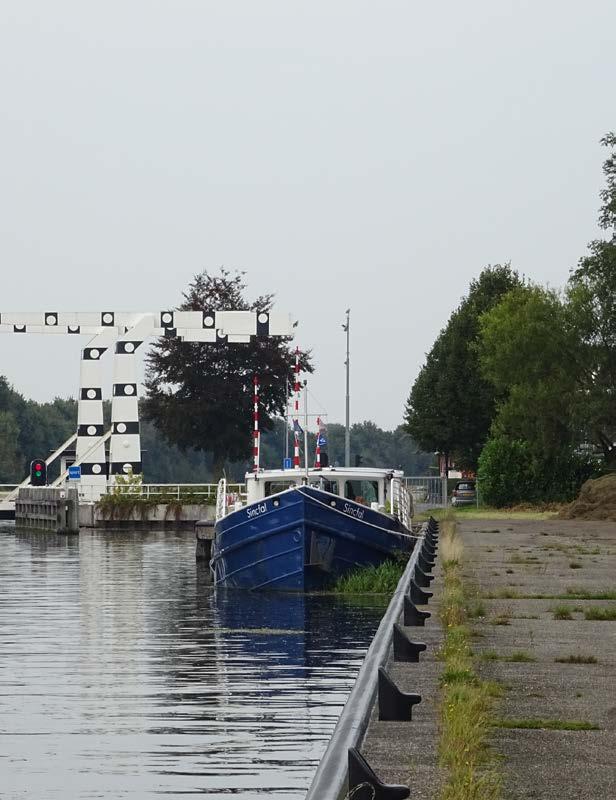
top-left (404, 264), bottom-right (521, 469)
top-left (143, 269), bottom-right (312, 473)
top-left (477, 284), bottom-right (580, 460)
top-left (567, 188), bottom-right (616, 463)
top-left (567, 133), bottom-right (616, 463)
top-left (474, 133), bottom-right (616, 505)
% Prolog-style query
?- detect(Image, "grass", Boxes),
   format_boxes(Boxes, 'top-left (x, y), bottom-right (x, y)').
top-left (334, 558), bottom-right (406, 594)
top-left (480, 650), bottom-right (500, 661)
top-left (425, 507), bottom-right (558, 521)
top-left (467, 600), bottom-right (487, 618)
top-left (483, 589), bottom-right (616, 600)
top-left (437, 517), bottom-right (502, 800)
top-left (551, 605), bottom-right (574, 620)
top-left (505, 651), bottom-right (537, 662)
top-left (490, 613), bottom-right (512, 626)
top-left (494, 718), bottom-right (599, 731)
top-left (554, 654), bottom-right (598, 664)
top-left (583, 606), bottom-right (616, 621)
top-left (542, 543), bottom-right (600, 556)
top-left (480, 650), bottom-right (537, 663)
top-left (509, 554), bottom-right (540, 565)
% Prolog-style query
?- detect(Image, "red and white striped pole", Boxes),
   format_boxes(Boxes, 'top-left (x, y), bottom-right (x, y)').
top-left (253, 374), bottom-right (260, 473)
top-left (314, 416), bottom-right (321, 469)
top-left (293, 347), bottom-right (301, 470)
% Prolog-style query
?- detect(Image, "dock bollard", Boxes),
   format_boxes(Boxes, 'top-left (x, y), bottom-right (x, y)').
top-left (417, 551), bottom-right (434, 572)
top-left (410, 579), bottom-right (433, 605)
top-left (392, 624), bottom-right (426, 662)
top-left (414, 564), bottom-right (435, 587)
top-left (348, 748), bottom-right (410, 800)
top-left (377, 667), bottom-right (422, 721)
top-left (421, 541), bottom-right (436, 559)
top-left (403, 595), bottom-right (431, 626)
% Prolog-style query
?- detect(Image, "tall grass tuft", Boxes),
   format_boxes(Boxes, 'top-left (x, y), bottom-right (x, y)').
top-left (551, 605), bottom-right (574, 620)
top-left (583, 606), bottom-right (616, 621)
top-left (334, 558), bottom-right (406, 594)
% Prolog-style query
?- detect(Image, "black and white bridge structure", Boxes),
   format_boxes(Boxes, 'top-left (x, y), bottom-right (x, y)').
top-left (0, 310), bottom-right (293, 502)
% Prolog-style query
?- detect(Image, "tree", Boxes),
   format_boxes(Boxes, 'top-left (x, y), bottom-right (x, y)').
top-left (404, 264), bottom-right (521, 470)
top-left (143, 269), bottom-right (312, 474)
top-left (477, 436), bottom-right (534, 507)
top-left (477, 284), bottom-right (580, 460)
top-left (476, 283), bottom-right (602, 501)
top-left (0, 410), bottom-right (20, 482)
top-left (565, 133), bottom-right (616, 464)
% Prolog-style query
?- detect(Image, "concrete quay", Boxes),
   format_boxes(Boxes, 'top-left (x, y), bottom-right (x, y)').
top-left (333, 515), bottom-right (616, 800)
top-left (461, 517), bottom-right (616, 800)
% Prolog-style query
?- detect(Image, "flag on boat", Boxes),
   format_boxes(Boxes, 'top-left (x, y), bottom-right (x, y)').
top-left (316, 416), bottom-right (327, 445)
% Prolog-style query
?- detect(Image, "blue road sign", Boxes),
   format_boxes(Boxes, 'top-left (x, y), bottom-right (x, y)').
top-left (68, 465), bottom-right (82, 481)
top-left (317, 435), bottom-right (327, 446)
top-left (283, 457), bottom-right (292, 470)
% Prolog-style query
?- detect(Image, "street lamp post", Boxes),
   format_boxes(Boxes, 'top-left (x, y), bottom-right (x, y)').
top-left (342, 309), bottom-right (350, 467)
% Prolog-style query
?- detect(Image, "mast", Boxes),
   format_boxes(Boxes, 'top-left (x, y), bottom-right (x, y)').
top-left (284, 375), bottom-right (289, 463)
top-left (253, 375), bottom-right (260, 473)
top-left (343, 309), bottom-right (351, 467)
top-left (293, 347), bottom-right (301, 470)
top-left (304, 382), bottom-right (309, 482)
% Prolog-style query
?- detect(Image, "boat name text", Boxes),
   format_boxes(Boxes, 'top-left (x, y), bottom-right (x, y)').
top-left (343, 503), bottom-right (364, 520)
top-left (247, 502), bottom-right (268, 519)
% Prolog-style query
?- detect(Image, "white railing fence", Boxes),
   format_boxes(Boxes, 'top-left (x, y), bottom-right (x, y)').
top-left (403, 476), bottom-right (448, 509)
top-left (106, 482), bottom-right (246, 503)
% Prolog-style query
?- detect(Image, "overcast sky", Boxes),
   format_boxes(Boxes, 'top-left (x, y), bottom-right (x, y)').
top-left (1, 1), bottom-right (614, 430)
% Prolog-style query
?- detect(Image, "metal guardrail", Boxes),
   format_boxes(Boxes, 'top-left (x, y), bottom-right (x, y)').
top-left (305, 518), bottom-right (439, 800)
top-left (104, 483), bottom-right (246, 501)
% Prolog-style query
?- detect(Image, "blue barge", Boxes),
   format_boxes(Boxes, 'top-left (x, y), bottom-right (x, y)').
top-left (210, 468), bottom-right (414, 591)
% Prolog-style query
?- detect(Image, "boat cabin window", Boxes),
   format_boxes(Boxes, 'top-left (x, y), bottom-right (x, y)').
top-left (310, 478), bottom-right (339, 495)
top-left (264, 480), bottom-right (296, 497)
top-left (344, 480), bottom-right (379, 506)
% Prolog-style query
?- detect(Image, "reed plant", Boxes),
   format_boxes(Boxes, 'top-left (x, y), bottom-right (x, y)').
top-left (334, 558), bottom-right (407, 594)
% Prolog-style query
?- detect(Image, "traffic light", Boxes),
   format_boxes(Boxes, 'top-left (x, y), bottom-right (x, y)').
top-left (30, 459), bottom-right (47, 486)
top-left (354, 453), bottom-right (363, 467)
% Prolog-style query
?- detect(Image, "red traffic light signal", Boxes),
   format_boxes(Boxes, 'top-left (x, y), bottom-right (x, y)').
top-left (30, 459), bottom-right (47, 487)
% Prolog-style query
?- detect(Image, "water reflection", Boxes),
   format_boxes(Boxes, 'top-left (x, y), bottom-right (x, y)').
top-left (0, 527), bottom-right (383, 799)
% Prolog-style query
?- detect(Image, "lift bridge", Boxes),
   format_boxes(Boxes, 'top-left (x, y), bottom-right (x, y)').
top-left (0, 310), bottom-right (293, 518)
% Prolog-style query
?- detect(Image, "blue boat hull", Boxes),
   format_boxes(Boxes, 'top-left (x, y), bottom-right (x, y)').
top-left (211, 486), bottom-right (413, 591)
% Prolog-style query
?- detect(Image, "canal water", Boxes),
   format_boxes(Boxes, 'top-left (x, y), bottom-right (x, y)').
top-left (0, 527), bottom-right (385, 799)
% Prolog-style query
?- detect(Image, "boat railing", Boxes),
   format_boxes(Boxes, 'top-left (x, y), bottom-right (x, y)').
top-left (391, 479), bottom-right (411, 529)
top-left (215, 478), bottom-right (227, 521)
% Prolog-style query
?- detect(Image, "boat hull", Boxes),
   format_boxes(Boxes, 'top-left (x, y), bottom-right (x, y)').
top-left (211, 486), bottom-right (413, 591)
